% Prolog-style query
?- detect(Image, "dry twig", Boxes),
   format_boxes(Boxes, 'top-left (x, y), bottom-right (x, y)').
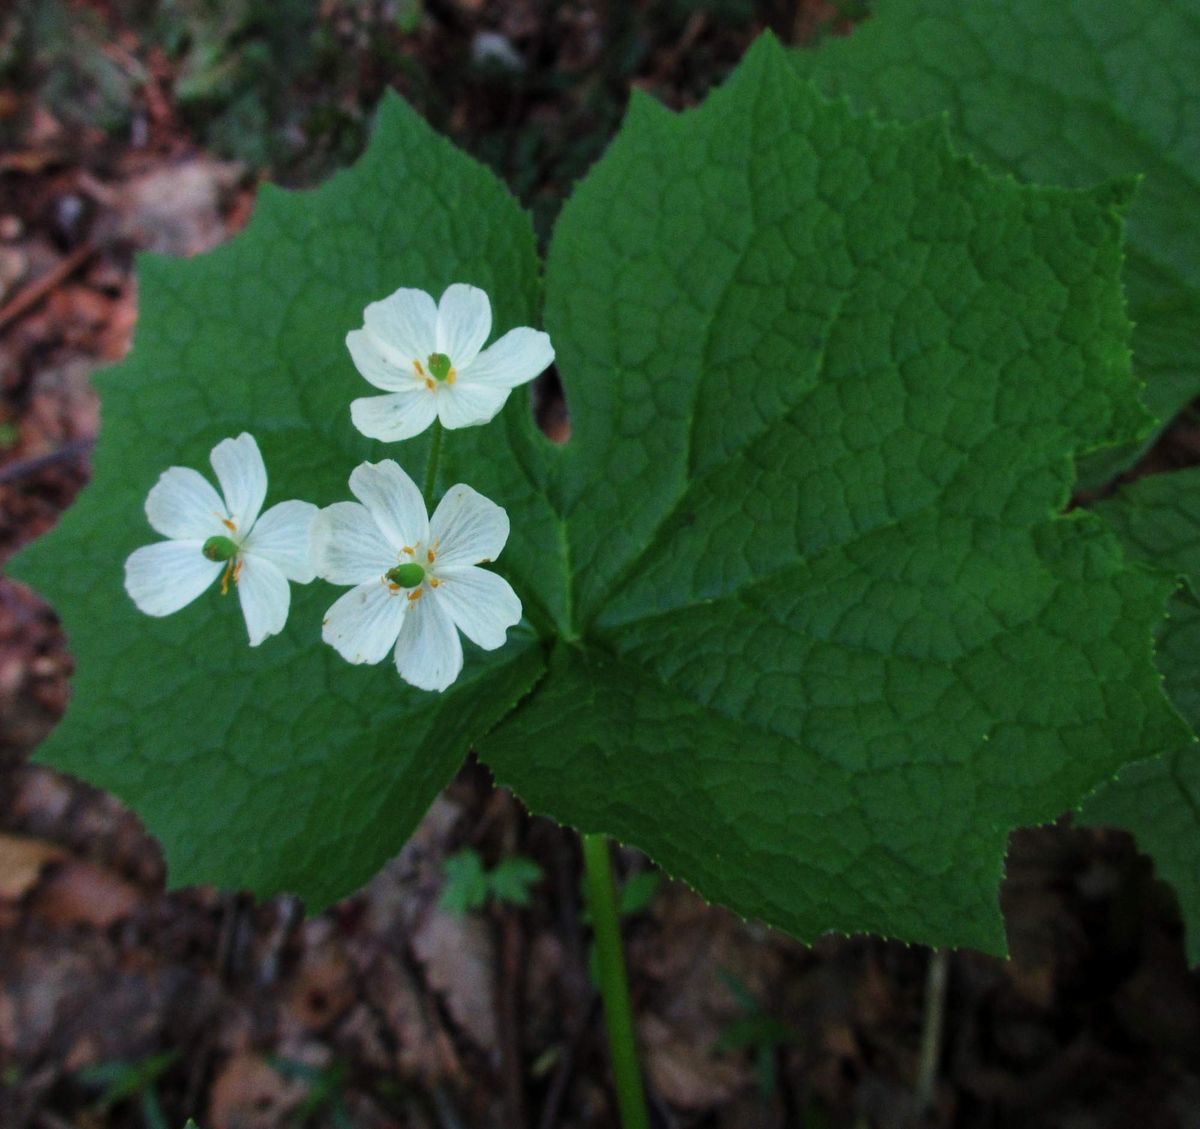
top-left (0, 241), bottom-right (99, 332)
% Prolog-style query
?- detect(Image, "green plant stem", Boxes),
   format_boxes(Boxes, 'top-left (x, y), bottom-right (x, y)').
top-left (423, 419), bottom-right (443, 499)
top-left (915, 947), bottom-right (949, 1112)
top-left (581, 833), bottom-right (650, 1129)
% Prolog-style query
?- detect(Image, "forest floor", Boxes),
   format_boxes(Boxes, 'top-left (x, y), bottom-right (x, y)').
top-left (3, 3), bottom-right (1200, 1128)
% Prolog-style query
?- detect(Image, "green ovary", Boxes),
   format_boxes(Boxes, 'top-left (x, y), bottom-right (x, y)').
top-left (202, 535), bottom-right (239, 562)
top-left (387, 562), bottom-right (425, 588)
top-left (426, 353), bottom-right (453, 381)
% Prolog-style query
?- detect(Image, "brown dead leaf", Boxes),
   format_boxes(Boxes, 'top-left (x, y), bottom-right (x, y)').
top-left (641, 1013), bottom-right (750, 1110)
top-left (10, 765), bottom-right (75, 827)
top-left (0, 245), bottom-right (27, 301)
top-left (209, 1052), bottom-right (304, 1129)
top-left (411, 909), bottom-right (498, 1052)
top-left (342, 953), bottom-right (445, 1080)
top-left (108, 157), bottom-right (244, 256)
top-left (28, 858), bottom-right (141, 928)
top-left (94, 286), bottom-right (137, 361)
top-left (281, 922), bottom-right (354, 1034)
top-left (0, 831), bottom-right (65, 899)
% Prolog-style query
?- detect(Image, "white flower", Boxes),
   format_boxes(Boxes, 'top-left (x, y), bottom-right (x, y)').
top-left (310, 459), bottom-right (522, 692)
top-left (346, 283), bottom-right (554, 442)
top-left (124, 433), bottom-right (318, 646)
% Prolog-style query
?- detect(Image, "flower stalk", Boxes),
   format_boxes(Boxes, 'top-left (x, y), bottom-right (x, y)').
top-left (424, 419), bottom-right (444, 501)
top-left (582, 833), bottom-right (650, 1129)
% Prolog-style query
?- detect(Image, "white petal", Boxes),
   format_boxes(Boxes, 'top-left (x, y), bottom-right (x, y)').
top-left (433, 382), bottom-right (509, 430)
top-left (435, 566), bottom-right (521, 650)
top-left (347, 329), bottom-right (419, 392)
top-left (393, 591), bottom-right (463, 692)
top-left (349, 460), bottom-right (429, 552)
top-left (144, 466), bottom-right (227, 540)
top-left (210, 433), bottom-right (268, 533)
top-left (363, 287), bottom-right (438, 369)
top-left (242, 500), bottom-right (318, 583)
top-left (435, 284), bottom-right (492, 369)
top-left (429, 484), bottom-right (510, 568)
top-left (236, 553), bottom-right (291, 646)
top-left (462, 327), bottom-right (554, 390)
top-left (124, 541), bottom-right (222, 617)
top-left (322, 581), bottom-right (408, 665)
top-left (310, 502), bottom-right (396, 585)
top-left (351, 391), bottom-right (439, 443)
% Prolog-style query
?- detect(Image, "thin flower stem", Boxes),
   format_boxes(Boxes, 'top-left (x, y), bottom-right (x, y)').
top-left (423, 420), bottom-right (444, 500)
top-left (915, 947), bottom-right (949, 1113)
top-left (581, 833), bottom-right (650, 1129)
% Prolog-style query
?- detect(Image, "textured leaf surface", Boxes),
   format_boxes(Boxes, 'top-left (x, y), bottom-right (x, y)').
top-left (11, 38), bottom-right (1190, 952)
top-left (1081, 470), bottom-right (1200, 963)
top-left (477, 37), bottom-right (1186, 953)
top-left (9, 93), bottom-right (553, 910)
top-left (795, 0), bottom-right (1200, 483)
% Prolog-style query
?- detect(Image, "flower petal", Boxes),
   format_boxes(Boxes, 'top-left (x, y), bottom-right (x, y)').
top-left (429, 484), bottom-right (510, 568)
top-left (351, 390), bottom-right (439, 443)
top-left (124, 541), bottom-right (222, 617)
top-left (433, 382), bottom-right (509, 431)
top-left (210, 433), bottom-right (267, 533)
top-left (394, 590), bottom-right (462, 692)
top-left (310, 502), bottom-right (396, 585)
top-left (242, 499), bottom-right (319, 583)
top-left (145, 466), bottom-right (227, 540)
top-left (363, 287), bottom-right (438, 369)
top-left (347, 329), bottom-right (418, 392)
top-left (462, 327), bottom-right (554, 390)
top-left (349, 460), bottom-right (429, 552)
top-left (435, 565), bottom-right (521, 650)
top-left (322, 581), bottom-right (407, 665)
top-left (435, 283), bottom-right (492, 369)
top-left (236, 553), bottom-right (291, 646)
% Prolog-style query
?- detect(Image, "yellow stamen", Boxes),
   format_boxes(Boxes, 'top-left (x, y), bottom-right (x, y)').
top-left (407, 588), bottom-right (423, 602)
top-left (219, 559), bottom-right (235, 596)
top-left (402, 546), bottom-right (414, 555)
top-left (425, 378), bottom-right (435, 391)
top-left (447, 368), bottom-right (457, 385)
top-left (426, 548), bottom-right (435, 564)
top-left (221, 517), bottom-right (237, 533)
top-left (413, 358), bottom-right (426, 376)
top-left (430, 578), bottom-right (440, 588)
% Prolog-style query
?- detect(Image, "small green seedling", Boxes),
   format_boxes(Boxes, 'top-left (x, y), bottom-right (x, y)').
top-left (393, 0), bottom-right (423, 34)
top-left (714, 971), bottom-right (800, 1099)
top-left (269, 1057), bottom-right (355, 1129)
top-left (439, 847), bottom-right (544, 915)
top-left (581, 865), bottom-right (662, 928)
top-left (77, 1049), bottom-right (180, 1129)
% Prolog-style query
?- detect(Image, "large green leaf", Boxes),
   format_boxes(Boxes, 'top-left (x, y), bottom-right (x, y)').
top-left (1081, 469), bottom-right (1200, 963)
top-left (794, 0), bottom-right (1200, 484)
top-left (8, 92), bottom-right (551, 909)
top-left (10, 36), bottom-right (1189, 953)
top-left (477, 36), bottom-right (1185, 953)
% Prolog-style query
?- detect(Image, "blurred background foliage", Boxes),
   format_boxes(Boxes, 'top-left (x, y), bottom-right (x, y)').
top-left (0, 0), bottom-right (865, 238)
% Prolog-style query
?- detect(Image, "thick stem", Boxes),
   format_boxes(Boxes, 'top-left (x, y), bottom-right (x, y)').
top-left (423, 419), bottom-right (444, 500)
top-left (581, 833), bottom-right (650, 1129)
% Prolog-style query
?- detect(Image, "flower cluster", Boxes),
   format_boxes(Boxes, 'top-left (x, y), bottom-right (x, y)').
top-left (125, 283), bottom-right (553, 692)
